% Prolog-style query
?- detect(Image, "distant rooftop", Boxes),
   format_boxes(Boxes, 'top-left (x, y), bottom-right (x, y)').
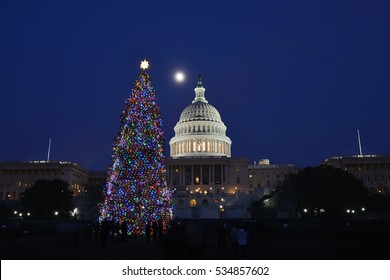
top-left (325, 154), bottom-right (390, 161)
top-left (0, 160), bottom-right (80, 166)
top-left (248, 158), bottom-right (294, 169)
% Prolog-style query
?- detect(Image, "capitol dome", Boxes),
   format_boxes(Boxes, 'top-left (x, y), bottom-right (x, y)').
top-left (169, 75), bottom-right (232, 158)
top-left (179, 102), bottom-right (222, 124)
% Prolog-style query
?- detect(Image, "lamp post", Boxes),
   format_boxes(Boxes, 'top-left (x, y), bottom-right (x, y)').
top-left (219, 198), bottom-right (225, 219)
top-left (219, 205), bottom-right (224, 219)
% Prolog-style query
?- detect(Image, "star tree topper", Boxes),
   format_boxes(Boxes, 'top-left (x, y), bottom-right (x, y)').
top-left (140, 59), bottom-right (149, 70)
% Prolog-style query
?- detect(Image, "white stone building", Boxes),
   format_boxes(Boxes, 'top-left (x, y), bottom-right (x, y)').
top-left (248, 159), bottom-right (297, 201)
top-left (0, 161), bottom-right (107, 219)
top-left (323, 155), bottom-right (390, 194)
top-left (0, 161), bottom-right (89, 202)
top-left (167, 75), bottom-right (250, 219)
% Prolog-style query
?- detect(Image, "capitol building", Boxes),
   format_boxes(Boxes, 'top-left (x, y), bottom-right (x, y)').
top-left (166, 76), bottom-right (252, 219)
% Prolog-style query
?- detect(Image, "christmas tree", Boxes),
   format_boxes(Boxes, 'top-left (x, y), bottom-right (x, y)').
top-left (100, 60), bottom-right (172, 236)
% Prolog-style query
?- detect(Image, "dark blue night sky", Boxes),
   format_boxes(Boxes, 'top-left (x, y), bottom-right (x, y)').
top-left (1, 0), bottom-right (389, 170)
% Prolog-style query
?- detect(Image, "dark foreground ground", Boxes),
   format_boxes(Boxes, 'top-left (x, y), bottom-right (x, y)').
top-left (1, 218), bottom-right (390, 260)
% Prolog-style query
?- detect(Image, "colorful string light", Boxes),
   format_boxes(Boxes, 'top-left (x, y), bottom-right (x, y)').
top-left (100, 64), bottom-right (173, 236)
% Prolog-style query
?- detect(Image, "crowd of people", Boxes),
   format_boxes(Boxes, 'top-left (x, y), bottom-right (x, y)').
top-left (97, 219), bottom-right (129, 246)
top-left (160, 219), bottom-right (253, 259)
top-left (3, 215), bottom-right (260, 259)
top-left (5, 216), bottom-right (256, 259)
top-left (90, 218), bottom-right (166, 246)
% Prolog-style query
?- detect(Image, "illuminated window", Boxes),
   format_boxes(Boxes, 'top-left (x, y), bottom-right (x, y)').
top-left (190, 199), bottom-right (197, 207)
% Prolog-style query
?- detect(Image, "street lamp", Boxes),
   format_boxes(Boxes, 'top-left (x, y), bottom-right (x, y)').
top-left (219, 204), bottom-right (225, 218)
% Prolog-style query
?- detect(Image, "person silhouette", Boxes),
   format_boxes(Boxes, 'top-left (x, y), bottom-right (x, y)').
top-left (152, 221), bottom-right (158, 241)
top-left (100, 219), bottom-right (109, 247)
top-left (237, 225), bottom-right (249, 259)
top-left (158, 220), bottom-right (163, 241)
top-left (217, 221), bottom-right (227, 249)
top-left (230, 223), bottom-right (240, 258)
top-left (121, 221), bottom-right (128, 242)
top-left (145, 221), bottom-right (151, 242)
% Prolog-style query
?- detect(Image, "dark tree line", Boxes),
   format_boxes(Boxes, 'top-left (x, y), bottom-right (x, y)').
top-left (251, 165), bottom-right (390, 218)
top-left (21, 179), bottom-right (73, 219)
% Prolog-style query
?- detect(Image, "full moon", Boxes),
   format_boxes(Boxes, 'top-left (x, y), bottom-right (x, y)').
top-left (175, 72), bottom-right (185, 82)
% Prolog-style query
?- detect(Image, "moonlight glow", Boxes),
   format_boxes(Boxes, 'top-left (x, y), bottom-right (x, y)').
top-left (175, 72), bottom-right (185, 82)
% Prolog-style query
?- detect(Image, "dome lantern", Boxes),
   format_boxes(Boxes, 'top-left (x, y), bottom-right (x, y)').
top-left (193, 74), bottom-right (208, 104)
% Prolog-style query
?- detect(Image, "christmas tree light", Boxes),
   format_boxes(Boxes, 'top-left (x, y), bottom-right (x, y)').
top-left (100, 60), bottom-right (172, 236)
